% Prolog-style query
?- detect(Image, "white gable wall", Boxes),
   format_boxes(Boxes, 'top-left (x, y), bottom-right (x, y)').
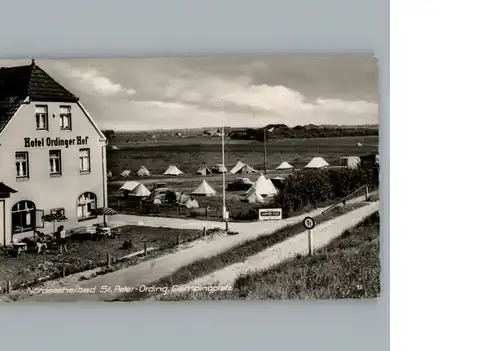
top-left (0, 101), bottom-right (107, 239)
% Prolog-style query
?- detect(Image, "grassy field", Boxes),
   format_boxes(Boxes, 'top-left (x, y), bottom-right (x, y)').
top-left (0, 225), bottom-right (202, 292)
top-left (106, 136), bottom-right (379, 176)
top-left (114, 201), bottom-right (370, 301)
top-left (156, 210), bottom-right (380, 300)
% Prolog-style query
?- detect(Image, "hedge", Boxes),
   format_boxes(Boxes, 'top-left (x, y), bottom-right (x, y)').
top-left (271, 164), bottom-right (379, 217)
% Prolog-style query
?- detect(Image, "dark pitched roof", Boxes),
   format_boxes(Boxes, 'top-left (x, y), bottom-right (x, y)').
top-left (0, 60), bottom-right (79, 133)
top-left (0, 182), bottom-right (17, 194)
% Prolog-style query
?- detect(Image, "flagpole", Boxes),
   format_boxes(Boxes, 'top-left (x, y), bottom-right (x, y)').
top-left (221, 98), bottom-right (226, 223)
top-left (264, 127), bottom-right (267, 175)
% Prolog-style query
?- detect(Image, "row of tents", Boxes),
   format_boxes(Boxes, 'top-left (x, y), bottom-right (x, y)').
top-left (118, 157), bottom-right (335, 178)
top-left (118, 173), bottom-right (280, 205)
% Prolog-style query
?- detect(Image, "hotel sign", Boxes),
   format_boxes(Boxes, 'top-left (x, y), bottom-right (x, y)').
top-left (24, 136), bottom-right (89, 148)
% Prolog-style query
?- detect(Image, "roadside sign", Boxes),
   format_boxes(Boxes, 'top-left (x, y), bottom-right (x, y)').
top-left (303, 216), bottom-right (315, 230)
top-left (258, 208), bottom-right (282, 221)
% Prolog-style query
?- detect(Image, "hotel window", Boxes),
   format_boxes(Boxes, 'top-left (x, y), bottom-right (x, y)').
top-left (77, 192), bottom-right (97, 221)
top-left (49, 150), bottom-right (62, 175)
top-left (11, 200), bottom-right (36, 234)
top-left (15, 152), bottom-right (29, 179)
top-left (59, 106), bottom-right (72, 130)
top-left (79, 148), bottom-right (91, 173)
top-left (35, 105), bottom-right (48, 130)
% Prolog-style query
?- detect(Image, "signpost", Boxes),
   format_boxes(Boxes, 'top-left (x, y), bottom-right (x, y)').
top-left (303, 216), bottom-right (316, 256)
top-left (258, 208), bottom-right (283, 221)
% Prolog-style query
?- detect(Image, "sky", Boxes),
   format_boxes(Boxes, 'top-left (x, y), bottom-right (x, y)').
top-left (0, 56), bottom-right (378, 131)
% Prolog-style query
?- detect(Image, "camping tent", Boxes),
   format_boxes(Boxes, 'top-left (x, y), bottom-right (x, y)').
top-left (356, 142), bottom-right (363, 147)
top-left (243, 187), bottom-right (265, 204)
top-left (119, 181), bottom-right (140, 192)
top-left (276, 161), bottom-right (294, 170)
top-left (191, 179), bottom-right (217, 196)
top-left (229, 161), bottom-right (246, 174)
top-left (245, 174), bottom-right (278, 197)
top-left (120, 170), bottom-right (131, 177)
top-left (230, 161), bottom-right (258, 174)
top-left (106, 170), bottom-right (113, 178)
top-left (163, 165), bottom-right (183, 176)
top-left (129, 183), bottom-right (151, 197)
top-left (136, 166), bottom-right (151, 177)
top-left (196, 165), bottom-right (212, 176)
top-left (304, 157), bottom-right (329, 169)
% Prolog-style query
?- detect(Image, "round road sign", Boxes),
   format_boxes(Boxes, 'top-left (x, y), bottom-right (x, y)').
top-left (303, 216), bottom-right (315, 230)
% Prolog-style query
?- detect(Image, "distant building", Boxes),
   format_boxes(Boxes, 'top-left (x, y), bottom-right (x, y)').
top-left (0, 60), bottom-right (107, 245)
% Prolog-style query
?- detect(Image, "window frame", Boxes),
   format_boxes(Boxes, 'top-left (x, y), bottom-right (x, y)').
top-left (59, 105), bottom-right (72, 131)
top-left (49, 149), bottom-right (62, 176)
top-left (11, 200), bottom-right (37, 235)
top-left (35, 105), bottom-right (48, 131)
top-left (15, 151), bottom-right (30, 179)
top-left (76, 192), bottom-right (98, 222)
top-left (79, 148), bottom-right (91, 174)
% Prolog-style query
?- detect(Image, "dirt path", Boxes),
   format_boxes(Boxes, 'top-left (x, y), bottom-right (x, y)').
top-left (155, 201), bottom-right (379, 298)
top-left (20, 194), bottom-right (375, 302)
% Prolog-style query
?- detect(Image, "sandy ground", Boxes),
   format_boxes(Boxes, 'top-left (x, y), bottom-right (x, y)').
top-left (11, 193), bottom-right (375, 303)
top-left (152, 201), bottom-right (379, 300)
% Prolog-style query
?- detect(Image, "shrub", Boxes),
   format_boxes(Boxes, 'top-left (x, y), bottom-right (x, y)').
top-left (271, 165), bottom-right (379, 217)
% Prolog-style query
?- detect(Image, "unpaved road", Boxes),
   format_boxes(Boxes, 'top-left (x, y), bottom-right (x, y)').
top-left (20, 194), bottom-right (375, 302)
top-left (153, 201), bottom-right (379, 299)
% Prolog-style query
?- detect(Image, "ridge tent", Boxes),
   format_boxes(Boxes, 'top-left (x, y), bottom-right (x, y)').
top-left (129, 183), bottom-right (151, 197)
top-left (275, 161), bottom-right (294, 170)
top-left (196, 165), bottom-right (212, 176)
top-left (191, 179), bottom-right (217, 196)
top-left (136, 166), bottom-right (151, 177)
top-left (229, 161), bottom-right (246, 174)
top-left (119, 181), bottom-right (140, 192)
top-left (304, 157), bottom-right (329, 169)
top-left (163, 165), bottom-right (183, 176)
top-left (212, 164), bottom-right (227, 173)
top-left (120, 170), bottom-right (131, 177)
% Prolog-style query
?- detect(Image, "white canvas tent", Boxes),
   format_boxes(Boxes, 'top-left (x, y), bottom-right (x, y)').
top-left (276, 161), bottom-right (294, 170)
top-left (196, 165), bottom-right (212, 176)
top-left (136, 166), bottom-right (151, 177)
top-left (119, 181), bottom-right (140, 191)
top-left (243, 187), bottom-right (265, 204)
top-left (356, 142), bottom-right (363, 147)
top-left (229, 161), bottom-right (245, 174)
top-left (163, 165), bottom-right (183, 176)
top-left (191, 179), bottom-right (217, 196)
top-left (304, 157), bottom-right (329, 169)
top-left (120, 170), bottom-right (131, 177)
top-left (245, 174), bottom-right (278, 197)
top-left (130, 183), bottom-right (151, 197)
top-left (230, 161), bottom-right (258, 174)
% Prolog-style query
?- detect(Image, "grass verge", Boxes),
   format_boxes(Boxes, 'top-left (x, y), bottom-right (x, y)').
top-left (0, 225), bottom-right (206, 294)
top-left (157, 210), bottom-right (380, 300)
top-left (114, 201), bottom-right (370, 301)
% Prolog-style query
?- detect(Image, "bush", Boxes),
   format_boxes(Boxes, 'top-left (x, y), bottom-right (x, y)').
top-left (271, 165), bottom-right (379, 217)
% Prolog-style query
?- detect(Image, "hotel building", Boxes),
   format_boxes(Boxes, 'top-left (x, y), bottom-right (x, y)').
top-left (0, 60), bottom-right (107, 246)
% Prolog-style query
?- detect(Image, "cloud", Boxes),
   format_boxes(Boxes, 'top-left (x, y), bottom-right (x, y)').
top-left (54, 64), bottom-right (136, 97)
top-left (2, 57), bottom-right (378, 130)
